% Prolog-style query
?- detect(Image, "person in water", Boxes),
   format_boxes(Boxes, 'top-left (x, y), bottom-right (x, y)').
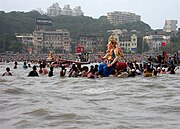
top-left (87, 65), bottom-right (95, 78)
top-left (14, 61), bottom-right (18, 69)
top-left (28, 63), bottom-right (31, 68)
top-left (143, 63), bottom-right (153, 77)
top-left (169, 65), bottom-right (176, 74)
top-left (98, 35), bottom-right (123, 77)
top-left (68, 63), bottom-right (77, 77)
top-left (23, 61), bottom-right (28, 69)
top-left (48, 66), bottom-right (54, 77)
top-left (60, 65), bottom-right (66, 77)
top-left (2, 67), bottom-right (12, 76)
top-left (28, 66), bottom-right (39, 77)
top-left (39, 64), bottom-right (48, 75)
top-left (81, 66), bottom-right (89, 77)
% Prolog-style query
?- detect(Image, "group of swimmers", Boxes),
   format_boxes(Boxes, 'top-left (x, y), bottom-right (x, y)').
top-left (1, 60), bottom-right (96, 78)
top-left (19, 61), bottom-right (67, 77)
top-left (1, 60), bottom-right (178, 78)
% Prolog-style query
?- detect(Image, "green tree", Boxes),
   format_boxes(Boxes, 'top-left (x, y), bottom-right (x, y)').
top-left (0, 11), bottom-right (153, 53)
top-left (137, 37), bottom-right (143, 53)
top-left (0, 33), bottom-right (22, 53)
top-left (9, 41), bottom-right (23, 53)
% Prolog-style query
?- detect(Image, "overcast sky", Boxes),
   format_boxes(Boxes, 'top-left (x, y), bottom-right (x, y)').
top-left (0, 0), bottom-right (180, 29)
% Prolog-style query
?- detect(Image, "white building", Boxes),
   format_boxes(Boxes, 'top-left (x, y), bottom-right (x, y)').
top-left (47, 3), bottom-right (84, 16)
top-left (118, 34), bottom-right (137, 53)
top-left (163, 20), bottom-right (178, 33)
top-left (33, 29), bottom-right (71, 53)
top-left (47, 2), bottom-right (61, 16)
top-left (61, 4), bottom-right (72, 15)
top-left (15, 33), bottom-right (33, 45)
top-left (143, 35), bottom-right (171, 53)
top-left (107, 11), bottom-right (141, 25)
top-left (72, 6), bottom-right (84, 16)
top-left (79, 35), bottom-right (104, 53)
top-left (108, 29), bottom-right (138, 53)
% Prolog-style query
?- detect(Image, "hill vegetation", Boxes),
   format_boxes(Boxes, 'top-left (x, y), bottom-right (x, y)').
top-left (0, 10), bottom-right (165, 53)
top-left (0, 11), bottom-right (152, 35)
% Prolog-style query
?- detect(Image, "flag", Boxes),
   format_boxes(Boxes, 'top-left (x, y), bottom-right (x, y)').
top-left (161, 42), bottom-right (166, 47)
top-left (28, 47), bottom-right (32, 54)
top-left (163, 50), bottom-right (168, 62)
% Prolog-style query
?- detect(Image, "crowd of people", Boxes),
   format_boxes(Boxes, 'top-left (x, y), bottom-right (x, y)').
top-left (1, 35), bottom-right (179, 78)
top-left (1, 59), bottom-right (178, 78)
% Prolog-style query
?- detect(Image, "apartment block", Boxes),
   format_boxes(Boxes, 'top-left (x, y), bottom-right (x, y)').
top-left (108, 29), bottom-right (138, 53)
top-left (72, 6), bottom-right (84, 16)
top-left (163, 20), bottom-right (178, 33)
top-left (47, 2), bottom-right (61, 16)
top-left (107, 11), bottom-right (141, 25)
top-left (79, 35), bottom-right (104, 53)
top-left (143, 35), bottom-right (171, 53)
top-left (15, 33), bottom-right (33, 45)
top-left (47, 3), bottom-right (84, 16)
top-left (33, 29), bottom-right (71, 54)
top-left (118, 34), bottom-right (137, 53)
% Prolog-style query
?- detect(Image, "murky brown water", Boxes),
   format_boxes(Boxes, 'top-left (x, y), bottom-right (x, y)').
top-left (0, 62), bottom-right (180, 129)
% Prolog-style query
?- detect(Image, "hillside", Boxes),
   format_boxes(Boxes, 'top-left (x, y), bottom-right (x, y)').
top-left (0, 11), bottom-right (152, 40)
top-left (0, 11), bottom-right (154, 53)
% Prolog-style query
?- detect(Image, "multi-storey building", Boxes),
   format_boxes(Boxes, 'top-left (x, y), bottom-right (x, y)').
top-left (47, 3), bottom-right (84, 16)
top-left (108, 29), bottom-right (138, 53)
top-left (118, 34), bottom-right (137, 53)
top-left (33, 29), bottom-right (71, 54)
top-left (47, 2), bottom-right (61, 16)
top-left (79, 35), bottom-right (104, 53)
top-left (163, 20), bottom-right (178, 33)
top-left (61, 4), bottom-right (72, 15)
top-left (72, 6), bottom-right (84, 16)
top-left (15, 33), bottom-right (33, 54)
top-left (143, 35), bottom-right (171, 53)
top-left (107, 11), bottom-right (141, 25)
top-left (15, 33), bottom-right (33, 45)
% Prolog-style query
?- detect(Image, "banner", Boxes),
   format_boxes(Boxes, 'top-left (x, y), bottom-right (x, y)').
top-left (76, 46), bottom-right (84, 53)
top-left (36, 18), bottom-right (52, 26)
top-left (161, 42), bottom-right (166, 47)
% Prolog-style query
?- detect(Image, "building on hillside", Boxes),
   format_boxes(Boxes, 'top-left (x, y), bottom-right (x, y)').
top-left (15, 33), bottom-right (33, 54)
top-left (108, 29), bottom-right (138, 53)
top-left (143, 35), bottom-right (171, 53)
top-left (72, 6), bottom-right (84, 16)
top-left (47, 2), bottom-right (61, 16)
top-left (118, 34), bottom-right (137, 53)
top-left (33, 29), bottom-right (71, 54)
top-left (79, 35), bottom-right (104, 53)
top-left (47, 3), bottom-right (84, 16)
top-left (61, 4), bottom-right (72, 15)
top-left (107, 11), bottom-right (141, 25)
top-left (107, 29), bottom-right (123, 44)
top-left (163, 20), bottom-right (178, 33)
top-left (15, 33), bottom-right (33, 45)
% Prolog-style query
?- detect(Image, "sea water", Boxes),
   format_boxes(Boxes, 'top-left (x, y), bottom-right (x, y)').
top-left (0, 62), bottom-right (180, 129)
